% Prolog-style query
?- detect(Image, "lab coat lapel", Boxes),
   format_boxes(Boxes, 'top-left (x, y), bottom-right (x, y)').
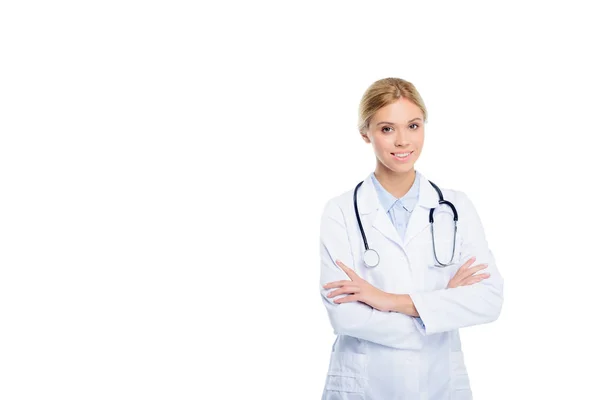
top-left (356, 172), bottom-right (405, 251)
top-left (403, 171), bottom-right (442, 247)
top-left (373, 206), bottom-right (404, 250)
top-left (356, 171), bottom-right (441, 252)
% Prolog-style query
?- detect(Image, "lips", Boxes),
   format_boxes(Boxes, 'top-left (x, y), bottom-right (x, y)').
top-left (391, 151), bottom-right (413, 161)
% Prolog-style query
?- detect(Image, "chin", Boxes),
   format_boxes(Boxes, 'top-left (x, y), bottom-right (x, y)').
top-left (382, 163), bottom-right (415, 174)
top-left (392, 166), bottom-right (415, 173)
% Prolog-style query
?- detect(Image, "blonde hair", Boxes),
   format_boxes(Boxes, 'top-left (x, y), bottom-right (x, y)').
top-left (358, 77), bottom-right (428, 135)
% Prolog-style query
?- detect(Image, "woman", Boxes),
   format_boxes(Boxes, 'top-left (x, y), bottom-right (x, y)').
top-left (319, 78), bottom-right (504, 399)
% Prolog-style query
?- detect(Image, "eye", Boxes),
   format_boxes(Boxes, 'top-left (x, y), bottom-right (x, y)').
top-left (409, 123), bottom-right (420, 130)
top-left (382, 126), bottom-right (393, 133)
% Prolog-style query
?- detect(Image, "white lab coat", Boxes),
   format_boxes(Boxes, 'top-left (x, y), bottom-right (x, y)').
top-left (319, 171), bottom-right (504, 400)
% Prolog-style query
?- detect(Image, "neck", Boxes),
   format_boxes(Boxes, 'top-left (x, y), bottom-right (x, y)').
top-left (373, 164), bottom-right (417, 199)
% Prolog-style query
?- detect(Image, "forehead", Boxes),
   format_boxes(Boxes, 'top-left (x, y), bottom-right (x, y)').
top-left (372, 98), bottom-right (423, 123)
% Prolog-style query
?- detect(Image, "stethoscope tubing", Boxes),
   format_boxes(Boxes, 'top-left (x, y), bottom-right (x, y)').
top-left (353, 177), bottom-right (459, 268)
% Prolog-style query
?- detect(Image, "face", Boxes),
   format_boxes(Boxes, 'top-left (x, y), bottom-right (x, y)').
top-left (361, 97), bottom-right (425, 175)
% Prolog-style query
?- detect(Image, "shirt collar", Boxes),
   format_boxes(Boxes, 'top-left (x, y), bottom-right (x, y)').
top-left (371, 170), bottom-right (421, 214)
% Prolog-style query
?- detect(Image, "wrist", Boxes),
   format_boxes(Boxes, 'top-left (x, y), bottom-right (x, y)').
top-left (390, 294), bottom-right (419, 316)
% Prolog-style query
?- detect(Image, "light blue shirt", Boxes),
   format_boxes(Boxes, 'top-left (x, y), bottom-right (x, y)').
top-left (371, 171), bottom-right (426, 329)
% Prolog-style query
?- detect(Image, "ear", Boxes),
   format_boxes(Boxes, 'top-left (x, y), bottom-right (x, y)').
top-left (360, 133), bottom-right (371, 143)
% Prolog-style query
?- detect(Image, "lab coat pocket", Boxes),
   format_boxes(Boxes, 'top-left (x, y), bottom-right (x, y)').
top-left (323, 351), bottom-right (367, 398)
top-left (450, 351), bottom-right (472, 399)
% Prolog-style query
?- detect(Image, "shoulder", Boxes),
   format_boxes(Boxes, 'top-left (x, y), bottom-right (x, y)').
top-left (424, 179), bottom-right (480, 217)
top-left (423, 177), bottom-right (466, 204)
top-left (431, 183), bottom-right (483, 230)
top-left (320, 188), bottom-right (354, 216)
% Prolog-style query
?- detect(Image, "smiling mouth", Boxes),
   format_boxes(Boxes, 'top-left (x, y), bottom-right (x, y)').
top-left (391, 151), bottom-right (413, 159)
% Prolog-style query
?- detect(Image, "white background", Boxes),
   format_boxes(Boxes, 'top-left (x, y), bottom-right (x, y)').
top-left (1, 1), bottom-right (598, 399)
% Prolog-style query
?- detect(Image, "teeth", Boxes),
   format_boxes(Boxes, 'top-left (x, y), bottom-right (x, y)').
top-left (393, 152), bottom-right (411, 157)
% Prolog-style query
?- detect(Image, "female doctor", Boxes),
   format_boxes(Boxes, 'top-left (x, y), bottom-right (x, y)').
top-left (319, 77), bottom-right (504, 400)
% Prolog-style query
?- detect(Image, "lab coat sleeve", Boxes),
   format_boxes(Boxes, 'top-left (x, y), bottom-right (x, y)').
top-left (408, 191), bottom-right (504, 335)
top-left (319, 199), bottom-right (423, 350)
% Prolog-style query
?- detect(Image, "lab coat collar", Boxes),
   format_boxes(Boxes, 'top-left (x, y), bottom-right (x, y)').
top-left (357, 169), bottom-right (439, 215)
top-left (356, 169), bottom-right (440, 249)
top-left (371, 171), bottom-right (420, 214)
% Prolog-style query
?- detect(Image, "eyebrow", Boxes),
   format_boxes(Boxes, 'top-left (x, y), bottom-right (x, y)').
top-left (376, 118), bottom-right (422, 126)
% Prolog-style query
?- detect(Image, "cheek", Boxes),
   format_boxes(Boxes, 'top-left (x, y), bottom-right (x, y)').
top-left (373, 135), bottom-right (393, 150)
top-left (416, 131), bottom-right (425, 146)
top-left (370, 138), bottom-right (383, 153)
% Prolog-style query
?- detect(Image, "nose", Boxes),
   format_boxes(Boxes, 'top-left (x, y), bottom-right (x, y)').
top-left (394, 128), bottom-right (410, 147)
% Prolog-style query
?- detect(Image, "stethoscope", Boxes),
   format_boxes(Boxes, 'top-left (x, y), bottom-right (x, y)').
top-left (353, 179), bottom-right (458, 268)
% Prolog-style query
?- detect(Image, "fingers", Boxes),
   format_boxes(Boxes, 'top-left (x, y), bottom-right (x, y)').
top-left (455, 256), bottom-right (477, 277)
top-left (327, 286), bottom-right (361, 298)
top-left (335, 260), bottom-right (359, 280)
top-left (447, 256), bottom-right (491, 289)
top-left (323, 280), bottom-right (352, 289)
top-left (450, 271), bottom-right (491, 289)
top-left (456, 263), bottom-right (489, 282)
top-left (324, 260), bottom-right (365, 303)
top-left (334, 294), bottom-right (360, 304)
top-left (461, 273), bottom-right (490, 286)
top-left (454, 255), bottom-right (487, 280)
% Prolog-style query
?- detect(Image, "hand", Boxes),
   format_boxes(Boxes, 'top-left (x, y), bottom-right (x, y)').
top-left (323, 260), bottom-right (396, 312)
top-left (447, 256), bottom-right (490, 289)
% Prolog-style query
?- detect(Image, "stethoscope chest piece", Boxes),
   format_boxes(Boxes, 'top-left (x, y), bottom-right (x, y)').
top-left (363, 248), bottom-right (380, 268)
